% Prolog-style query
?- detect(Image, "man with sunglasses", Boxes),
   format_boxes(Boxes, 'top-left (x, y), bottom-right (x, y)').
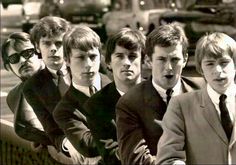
top-left (1, 32), bottom-right (52, 149)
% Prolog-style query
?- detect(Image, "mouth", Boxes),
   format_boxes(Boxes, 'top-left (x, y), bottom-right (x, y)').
top-left (164, 75), bottom-right (174, 79)
top-left (82, 72), bottom-right (95, 77)
top-left (214, 78), bottom-right (227, 82)
top-left (19, 64), bottom-right (32, 73)
top-left (49, 56), bottom-right (61, 61)
top-left (122, 70), bottom-right (133, 73)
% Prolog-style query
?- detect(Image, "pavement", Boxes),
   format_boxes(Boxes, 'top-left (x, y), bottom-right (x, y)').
top-left (1, 69), bottom-right (20, 122)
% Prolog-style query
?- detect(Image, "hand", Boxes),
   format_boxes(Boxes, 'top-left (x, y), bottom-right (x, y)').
top-left (30, 142), bottom-right (44, 152)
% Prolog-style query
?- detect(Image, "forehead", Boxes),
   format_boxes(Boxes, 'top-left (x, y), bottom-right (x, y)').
top-left (153, 44), bottom-right (183, 58)
top-left (7, 41), bottom-right (34, 56)
top-left (40, 33), bottom-right (64, 42)
top-left (113, 45), bottom-right (141, 54)
top-left (202, 53), bottom-right (233, 61)
top-left (71, 47), bottom-right (100, 56)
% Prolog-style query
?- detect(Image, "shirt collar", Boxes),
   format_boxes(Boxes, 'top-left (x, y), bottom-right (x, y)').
top-left (47, 63), bottom-right (68, 78)
top-left (72, 73), bottom-right (101, 97)
top-left (207, 83), bottom-right (236, 104)
top-left (116, 88), bottom-right (125, 96)
top-left (152, 78), bottom-right (182, 100)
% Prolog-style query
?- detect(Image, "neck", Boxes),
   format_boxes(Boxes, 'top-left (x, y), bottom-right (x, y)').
top-left (115, 76), bottom-right (141, 93)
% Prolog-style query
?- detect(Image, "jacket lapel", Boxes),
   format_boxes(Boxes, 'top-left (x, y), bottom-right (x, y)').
top-left (229, 96), bottom-right (236, 149)
top-left (39, 69), bottom-right (61, 112)
top-left (201, 88), bottom-right (228, 144)
top-left (144, 79), bottom-right (167, 119)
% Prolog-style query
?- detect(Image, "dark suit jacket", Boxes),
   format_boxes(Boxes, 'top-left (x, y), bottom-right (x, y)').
top-left (23, 68), bottom-right (68, 151)
top-left (7, 82), bottom-right (51, 145)
top-left (84, 82), bottom-right (121, 165)
top-left (116, 77), bottom-right (205, 165)
top-left (53, 74), bottom-right (111, 158)
top-left (156, 87), bottom-right (236, 164)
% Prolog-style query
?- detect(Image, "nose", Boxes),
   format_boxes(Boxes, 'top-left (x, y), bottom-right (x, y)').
top-left (123, 56), bottom-right (131, 67)
top-left (85, 57), bottom-right (93, 69)
top-left (215, 64), bottom-right (223, 73)
top-left (165, 60), bottom-right (173, 70)
top-left (50, 44), bottom-right (57, 54)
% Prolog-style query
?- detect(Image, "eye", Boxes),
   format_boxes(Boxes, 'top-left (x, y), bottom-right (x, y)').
top-left (156, 57), bottom-right (166, 61)
top-left (206, 62), bottom-right (214, 66)
top-left (43, 41), bottom-right (52, 46)
top-left (76, 56), bottom-right (85, 60)
top-left (89, 54), bottom-right (97, 61)
top-left (8, 53), bottom-right (19, 64)
top-left (128, 53), bottom-right (138, 60)
top-left (55, 41), bottom-right (62, 48)
top-left (115, 53), bottom-right (124, 59)
top-left (171, 57), bottom-right (180, 63)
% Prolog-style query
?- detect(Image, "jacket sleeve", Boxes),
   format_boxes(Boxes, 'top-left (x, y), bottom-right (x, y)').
top-left (23, 84), bottom-right (66, 151)
top-left (156, 97), bottom-right (186, 165)
top-left (6, 86), bottom-right (51, 145)
top-left (84, 100), bottom-right (120, 165)
top-left (116, 97), bottom-right (156, 165)
top-left (53, 98), bottom-right (99, 157)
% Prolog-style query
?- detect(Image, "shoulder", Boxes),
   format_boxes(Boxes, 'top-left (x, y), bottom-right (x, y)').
top-left (24, 70), bottom-right (43, 86)
top-left (119, 80), bottom-right (149, 101)
top-left (100, 73), bottom-right (112, 87)
top-left (87, 82), bottom-right (115, 104)
top-left (23, 69), bottom-right (50, 91)
top-left (8, 82), bottom-right (23, 96)
top-left (181, 76), bottom-right (206, 90)
top-left (7, 82), bottom-right (23, 104)
top-left (171, 89), bottom-right (203, 105)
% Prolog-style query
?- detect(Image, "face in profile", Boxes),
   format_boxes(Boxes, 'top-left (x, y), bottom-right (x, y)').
top-left (37, 33), bottom-right (65, 70)
top-left (109, 45), bottom-right (142, 86)
top-left (7, 41), bottom-right (41, 79)
top-left (150, 43), bottom-right (187, 89)
top-left (69, 47), bottom-right (101, 86)
top-left (201, 53), bottom-right (236, 94)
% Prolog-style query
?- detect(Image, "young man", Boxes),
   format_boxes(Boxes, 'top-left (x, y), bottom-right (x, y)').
top-left (53, 25), bottom-right (111, 164)
top-left (156, 32), bottom-right (236, 164)
top-left (1, 32), bottom-right (51, 147)
top-left (116, 23), bottom-right (205, 165)
top-left (83, 28), bottom-right (146, 165)
top-left (22, 16), bottom-right (75, 163)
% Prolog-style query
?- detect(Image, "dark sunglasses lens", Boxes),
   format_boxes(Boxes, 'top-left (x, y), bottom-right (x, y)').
top-left (8, 54), bottom-right (20, 64)
top-left (21, 49), bottom-right (35, 59)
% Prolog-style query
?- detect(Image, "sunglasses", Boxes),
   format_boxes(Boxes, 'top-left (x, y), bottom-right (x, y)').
top-left (7, 48), bottom-right (35, 64)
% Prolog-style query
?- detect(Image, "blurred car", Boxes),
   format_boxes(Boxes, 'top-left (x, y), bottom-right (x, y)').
top-left (102, 0), bottom-right (171, 37)
top-left (157, 0), bottom-right (236, 66)
top-left (39, 0), bottom-right (112, 42)
top-left (39, 0), bottom-right (111, 27)
top-left (21, 0), bottom-right (43, 32)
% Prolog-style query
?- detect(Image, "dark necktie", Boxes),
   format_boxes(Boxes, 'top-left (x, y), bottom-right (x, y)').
top-left (166, 88), bottom-right (174, 105)
top-left (219, 94), bottom-right (233, 141)
top-left (89, 85), bottom-right (97, 96)
top-left (57, 70), bottom-right (69, 96)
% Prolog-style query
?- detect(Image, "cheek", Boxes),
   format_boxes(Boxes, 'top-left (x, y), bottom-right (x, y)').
top-left (11, 64), bottom-right (21, 75)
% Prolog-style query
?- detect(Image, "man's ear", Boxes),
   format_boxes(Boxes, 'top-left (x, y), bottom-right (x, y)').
top-left (65, 58), bottom-right (70, 67)
top-left (106, 63), bottom-right (112, 72)
top-left (5, 64), bottom-right (11, 71)
top-left (182, 53), bottom-right (189, 68)
top-left (144, 55), bottom-right (152, 69)
top-left (35, 43), bottom-right (41, 54)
